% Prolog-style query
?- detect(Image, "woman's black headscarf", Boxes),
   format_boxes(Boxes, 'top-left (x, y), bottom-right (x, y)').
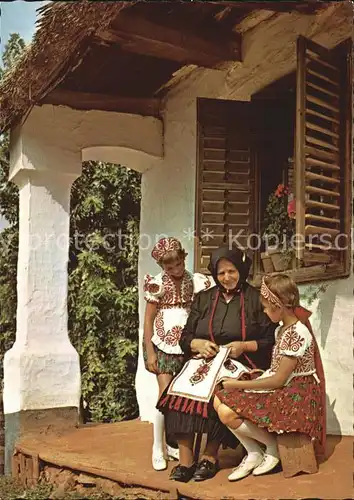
top-left (207, 245), bottom-right (252, 293)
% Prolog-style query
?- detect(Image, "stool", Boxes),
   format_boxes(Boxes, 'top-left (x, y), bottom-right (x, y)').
top-left (277, 432), bottom-right (318, 478)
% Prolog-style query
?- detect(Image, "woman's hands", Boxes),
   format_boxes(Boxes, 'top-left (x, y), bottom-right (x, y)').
top-left (190, 340), bottom-right (247, 359)
top-left (226, 341), bottom-right (245, 359)
top-left (191, 339), bottom-right (219, 359)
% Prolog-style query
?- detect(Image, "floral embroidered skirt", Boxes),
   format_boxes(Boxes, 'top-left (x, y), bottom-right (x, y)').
top-left (143, 341), bottom-right (184, 375)
top-left (216, 375), bottom-right (324, 445)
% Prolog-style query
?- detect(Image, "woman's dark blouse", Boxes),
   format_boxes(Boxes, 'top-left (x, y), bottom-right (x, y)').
top-left (179, 283), bottom-right (276, 371)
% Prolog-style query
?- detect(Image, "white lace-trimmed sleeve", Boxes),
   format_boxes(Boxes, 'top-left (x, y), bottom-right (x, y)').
top-left (278, 323), bottom-right (312, 358)
top-left (192, 273), bottom-right (215, 294)
top-left (143, 273), bottom-right (164, 304)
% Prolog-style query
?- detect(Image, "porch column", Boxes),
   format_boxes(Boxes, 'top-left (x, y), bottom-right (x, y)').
top-left (3, 168), bottom-right (81, 474)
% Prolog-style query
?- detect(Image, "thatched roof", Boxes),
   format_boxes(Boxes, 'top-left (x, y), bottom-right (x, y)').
top-left (0, 0), bottom-right (332, 134)
top-left (0, 1), bottom-right (132, 133)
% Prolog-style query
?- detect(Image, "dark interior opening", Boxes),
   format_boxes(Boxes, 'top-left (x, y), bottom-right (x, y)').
top-left (251, 72), bottom-right (296, 241)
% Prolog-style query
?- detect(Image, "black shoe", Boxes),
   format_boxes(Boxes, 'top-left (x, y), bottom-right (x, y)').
top-left (192, 459), bottom-right (219, 482)
top-left (169, 463), bottom-right (196, 482)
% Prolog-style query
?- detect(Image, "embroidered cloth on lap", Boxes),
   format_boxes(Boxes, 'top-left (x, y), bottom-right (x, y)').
top-left (167, 346), bottom-right (252, 403)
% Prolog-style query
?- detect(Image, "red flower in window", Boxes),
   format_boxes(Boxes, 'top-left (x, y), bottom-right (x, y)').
top-left (275, 184), bottom-right (290, 198)
top-left (263, 184), bottom-right (295, 248)
top-left (287, 198), bottom-right (296, 219)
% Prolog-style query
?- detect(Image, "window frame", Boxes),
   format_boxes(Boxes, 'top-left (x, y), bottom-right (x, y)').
top-left (194, 37), bottom-right (352, 285)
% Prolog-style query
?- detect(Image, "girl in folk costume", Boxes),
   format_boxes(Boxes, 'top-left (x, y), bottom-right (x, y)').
top-left (214, 274), bottom-right (326, 481)
top-left (143, 237), bottom-right (213, 471)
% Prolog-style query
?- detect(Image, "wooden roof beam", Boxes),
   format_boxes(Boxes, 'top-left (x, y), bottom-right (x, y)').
top-left (95, 14), bottom-right (242, 68)
top-left (40, 89), bottom-right (161, 118)
top-left (210, 1), bottom-right (327, 14)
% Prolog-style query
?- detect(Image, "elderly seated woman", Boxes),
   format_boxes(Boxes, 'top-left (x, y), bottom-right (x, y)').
top-left (157, 245), bottom-right (277, 483)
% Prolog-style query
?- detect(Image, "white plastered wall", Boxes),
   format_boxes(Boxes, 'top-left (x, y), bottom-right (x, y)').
top-left (136, 3), bottom-right (353, 435)
top-left (4, 105), bottom-right (163, 416)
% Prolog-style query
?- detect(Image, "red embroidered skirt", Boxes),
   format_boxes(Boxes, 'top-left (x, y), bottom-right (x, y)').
top-left (216, 375), bottom-right (324, 446)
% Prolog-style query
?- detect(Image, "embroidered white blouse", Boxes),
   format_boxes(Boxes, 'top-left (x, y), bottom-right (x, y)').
top-left (144, 271), bottom-right (214, 355)
top-left (247, 321), bottom-right (318, 393)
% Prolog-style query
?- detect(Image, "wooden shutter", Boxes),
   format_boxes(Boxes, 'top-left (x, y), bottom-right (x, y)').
top-left (195, 99), bottom-right (256, 273)
top-left (295, 37), bottom-right (352, 276)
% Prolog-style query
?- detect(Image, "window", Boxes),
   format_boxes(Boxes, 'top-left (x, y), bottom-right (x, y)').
top-left (195, 36), bottom-right (352, 284)
top-left (195, 99), bottom-right (256, 273)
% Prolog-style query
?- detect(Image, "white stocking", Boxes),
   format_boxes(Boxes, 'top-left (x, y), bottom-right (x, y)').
top-left (152, 409), bottom-right (165, 456)
top-left (227, 425), bottom-right (263, 461)
top-left (236, 421), bottom-right (278, 457)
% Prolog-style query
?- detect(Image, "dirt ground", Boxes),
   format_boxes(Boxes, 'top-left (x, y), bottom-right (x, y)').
top-left (0, 474), bottom-right (170, 500)
top-left (15, 419), bottom-right (354, 500)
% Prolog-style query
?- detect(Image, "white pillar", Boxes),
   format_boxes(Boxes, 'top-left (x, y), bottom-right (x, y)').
top-left (3, 168), bottom-right (81, 473)
top-left (3, 104), bottom-right (164, 463)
